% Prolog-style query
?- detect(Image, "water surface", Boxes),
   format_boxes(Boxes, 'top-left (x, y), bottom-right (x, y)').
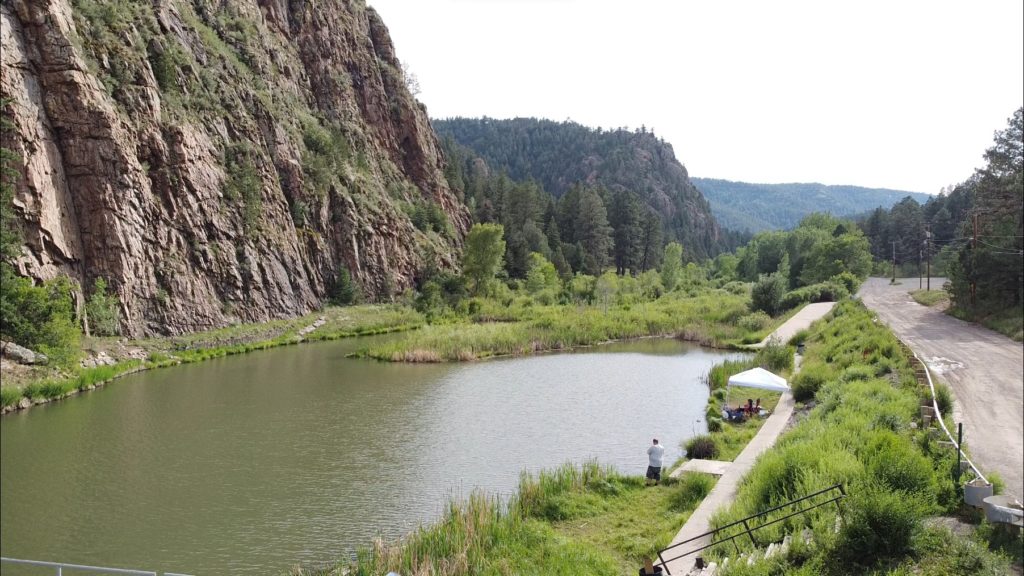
top-left (1, 337), bottom-right (745, 574)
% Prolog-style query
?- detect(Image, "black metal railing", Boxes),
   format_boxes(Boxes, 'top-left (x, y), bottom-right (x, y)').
top-left (655, 483), bottom-right (846, 574)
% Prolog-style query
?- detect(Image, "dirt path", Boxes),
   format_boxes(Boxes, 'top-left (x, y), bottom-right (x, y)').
top-left (858, 278), bottom-right (1023, 500)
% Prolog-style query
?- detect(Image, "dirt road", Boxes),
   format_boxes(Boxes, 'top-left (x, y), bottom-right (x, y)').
top-left (858, 278), bottom-right (1023, 500)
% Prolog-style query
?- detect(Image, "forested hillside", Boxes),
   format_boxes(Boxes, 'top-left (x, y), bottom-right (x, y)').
top-left (693, 178), bottom-right (931, 232)
top-left (434, 117), bottom-right (742, 261)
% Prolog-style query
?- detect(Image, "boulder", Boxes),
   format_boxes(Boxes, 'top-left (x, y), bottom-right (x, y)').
top-left (0, 340), bottom-right (48, 365)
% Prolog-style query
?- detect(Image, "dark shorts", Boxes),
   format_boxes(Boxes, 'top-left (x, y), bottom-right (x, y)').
top-left (646, 465), bottom-right (662, 481)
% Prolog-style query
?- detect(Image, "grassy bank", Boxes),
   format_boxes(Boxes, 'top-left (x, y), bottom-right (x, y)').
top-left (293, 462), bottom-right (716, 576)
top-left (703, 301), bottom-right (1016, 575)
top-left (362, 290), bottom-right (773, 362)
top-left (909, 286), bottom-right (1022, 342)
top-left (949, 305), bottom-right (1024, 342)
top-left (1, 304), bottom-right (423, 411)
top-left (909, 288), bottom-right (950, 309)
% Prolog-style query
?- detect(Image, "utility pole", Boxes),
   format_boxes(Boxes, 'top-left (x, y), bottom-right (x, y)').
top-left (925, 226), bottom-right (931, 291)
top-left (921, 245), bottom-right (929, 289)
top-left (891, 241), bottom-right (897, 283)
top-left (971, 214), bottom-right (979, 306)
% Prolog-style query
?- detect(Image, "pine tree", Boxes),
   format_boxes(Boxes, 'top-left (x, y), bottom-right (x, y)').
top-left (575, 189), bottom-right (613, 275)
top-left (609, 190), bottom-right (642, 275)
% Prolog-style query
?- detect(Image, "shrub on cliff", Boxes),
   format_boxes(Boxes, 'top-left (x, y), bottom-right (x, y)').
top-left (330, 267), bottom-right (360, 305)
top-left (86, 277), bottom-right (121, 337)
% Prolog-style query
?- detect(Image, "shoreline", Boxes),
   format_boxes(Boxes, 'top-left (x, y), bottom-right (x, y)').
top-left (0, 311), bottom-right (422, 415)
top-left (3, 294), bottom-right (785, 414)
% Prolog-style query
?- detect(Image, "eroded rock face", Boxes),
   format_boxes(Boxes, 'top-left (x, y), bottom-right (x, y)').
top-left (1, 0), bottom-right (468, 336)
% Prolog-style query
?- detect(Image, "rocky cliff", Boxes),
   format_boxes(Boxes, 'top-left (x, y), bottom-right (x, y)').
top-left (1, 0), bottom-right (468, 336)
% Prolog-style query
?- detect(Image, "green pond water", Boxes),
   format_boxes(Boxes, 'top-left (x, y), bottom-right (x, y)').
top-left (0, 336), bottom-right (745, 575)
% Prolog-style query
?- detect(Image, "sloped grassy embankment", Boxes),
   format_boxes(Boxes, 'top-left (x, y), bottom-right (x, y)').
top-left (705, 300), bottom-right (1017, 575)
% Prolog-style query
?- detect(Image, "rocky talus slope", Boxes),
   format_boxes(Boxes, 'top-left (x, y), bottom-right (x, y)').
top-left (1, 0), bottom-right (468, 336)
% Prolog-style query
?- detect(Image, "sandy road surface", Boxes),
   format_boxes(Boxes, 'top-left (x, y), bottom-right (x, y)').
top-left (858, 278), bottom-right (1023, 500)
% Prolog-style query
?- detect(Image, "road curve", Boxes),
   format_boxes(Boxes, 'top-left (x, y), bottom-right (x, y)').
top-left (858, 278), bottom-right (1023, 500)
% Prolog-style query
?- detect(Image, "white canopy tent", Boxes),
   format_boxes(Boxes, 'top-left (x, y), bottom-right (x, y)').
top-left (727, 367), bottom-right (790, 393)
top-left (723, 367), bottom-right (790, 419)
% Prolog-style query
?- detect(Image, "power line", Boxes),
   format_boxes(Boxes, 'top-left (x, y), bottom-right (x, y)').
top-left (976, 238), bottom-right (1023, 251)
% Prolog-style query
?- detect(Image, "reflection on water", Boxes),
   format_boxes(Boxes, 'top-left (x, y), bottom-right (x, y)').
top-left (1, 336), bottom-right (746, 575)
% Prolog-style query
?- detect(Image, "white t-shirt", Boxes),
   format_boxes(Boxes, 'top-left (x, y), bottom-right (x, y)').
top-left (647, 444), bottom-right (665, 467)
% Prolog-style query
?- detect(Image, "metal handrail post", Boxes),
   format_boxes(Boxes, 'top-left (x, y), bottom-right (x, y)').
top-left (741, 519), bottom-right (758, 547)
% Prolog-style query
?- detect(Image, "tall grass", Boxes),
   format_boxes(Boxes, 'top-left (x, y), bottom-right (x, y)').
top-left (2, 361), bottom-right (143, 408)
top-left (302, 461), bottom-right (705, 576)
top-left (364, 290), bottom-right (756, 362)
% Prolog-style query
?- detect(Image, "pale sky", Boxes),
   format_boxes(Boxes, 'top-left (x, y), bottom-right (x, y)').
top-left (367, 0), bottom-right (1024, 194)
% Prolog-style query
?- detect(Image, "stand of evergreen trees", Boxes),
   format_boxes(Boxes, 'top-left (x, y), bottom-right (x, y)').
top-left (856, 107), bottom-right (1022, 327)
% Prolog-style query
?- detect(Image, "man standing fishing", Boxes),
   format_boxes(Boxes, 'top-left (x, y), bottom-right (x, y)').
top-left (646, 438), bottom-right (665, 486)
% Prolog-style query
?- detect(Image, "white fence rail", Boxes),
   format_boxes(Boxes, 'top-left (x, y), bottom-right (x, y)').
top-left (0, 557), bottom-right (192, 576)
top-left (905, 344), bottom-right (987, 483)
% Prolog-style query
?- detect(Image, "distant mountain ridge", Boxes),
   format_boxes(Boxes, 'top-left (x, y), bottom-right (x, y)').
top-left (693, 178), bottom-right (932, 232)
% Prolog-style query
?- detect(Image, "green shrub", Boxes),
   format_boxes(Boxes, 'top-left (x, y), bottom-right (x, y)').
top-left (85, 277), bottom-right (121, 336)
top-left (862, 431), bottom-right (935, 497)
top-left (0, 273), bottom-right (80, 368)
top-left (705, 403), bottom-right (721, 423)
top-left (836, 484), bottom-right (926, 564)
top-left (755, 337), bottom-right (793, 372)
top-left (988, 471), bottom-right (1005, 495)
top-left (840, 364), bottom-right (874, 382)
top-left (933, 381), bottom-right (953, 416)
top-left (722, 281), bottom-right (749, 295)
top-left (669, 473), bottom-right (715, 511)
top-left (223, 143), bottom-right (262, 236)
top-left (751, 273), bottom-right (786, 316)
top-left (1, 386), bottom-right (21, 407)
top-left (787, 328), bottom-right (810, 347)
top-left (706, 416), bottom-right (723, 433)
top-left (792, 362), bottom-right (831, 402)
top-left (737, 311), bottom-right (771, 332)
top-left (780, 281), bottom-right (849, 310)
top-left (685, 434), bottom-right (718, 460)
top-left (330, 267), bottom-right (360, 305)
top-left (830, 271), bottom-right (861, 294)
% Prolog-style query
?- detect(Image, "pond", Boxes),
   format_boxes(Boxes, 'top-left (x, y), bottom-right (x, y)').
top-left (0, 336), bottom-right (746, 575)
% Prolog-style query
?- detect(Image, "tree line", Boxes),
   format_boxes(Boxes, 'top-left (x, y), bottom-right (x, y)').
top-left (856, 107), bottom-right (1022, 321)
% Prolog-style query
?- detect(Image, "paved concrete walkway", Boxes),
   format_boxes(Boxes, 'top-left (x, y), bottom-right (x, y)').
top-left (657, 307), bottom-right (833, 573)
top-left (660, 392), bottom-right (796, 573)
top-left (672, 459), bottom-right (732, 477)
top-left (749, 302), bottom-right (836, 348)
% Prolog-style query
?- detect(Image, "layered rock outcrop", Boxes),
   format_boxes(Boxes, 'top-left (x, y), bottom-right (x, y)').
top-left (1, 0), bottom-right (468, 336)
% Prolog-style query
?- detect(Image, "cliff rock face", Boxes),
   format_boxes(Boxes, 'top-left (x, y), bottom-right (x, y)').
top-left (1, 0), bottom-right (468, 336)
